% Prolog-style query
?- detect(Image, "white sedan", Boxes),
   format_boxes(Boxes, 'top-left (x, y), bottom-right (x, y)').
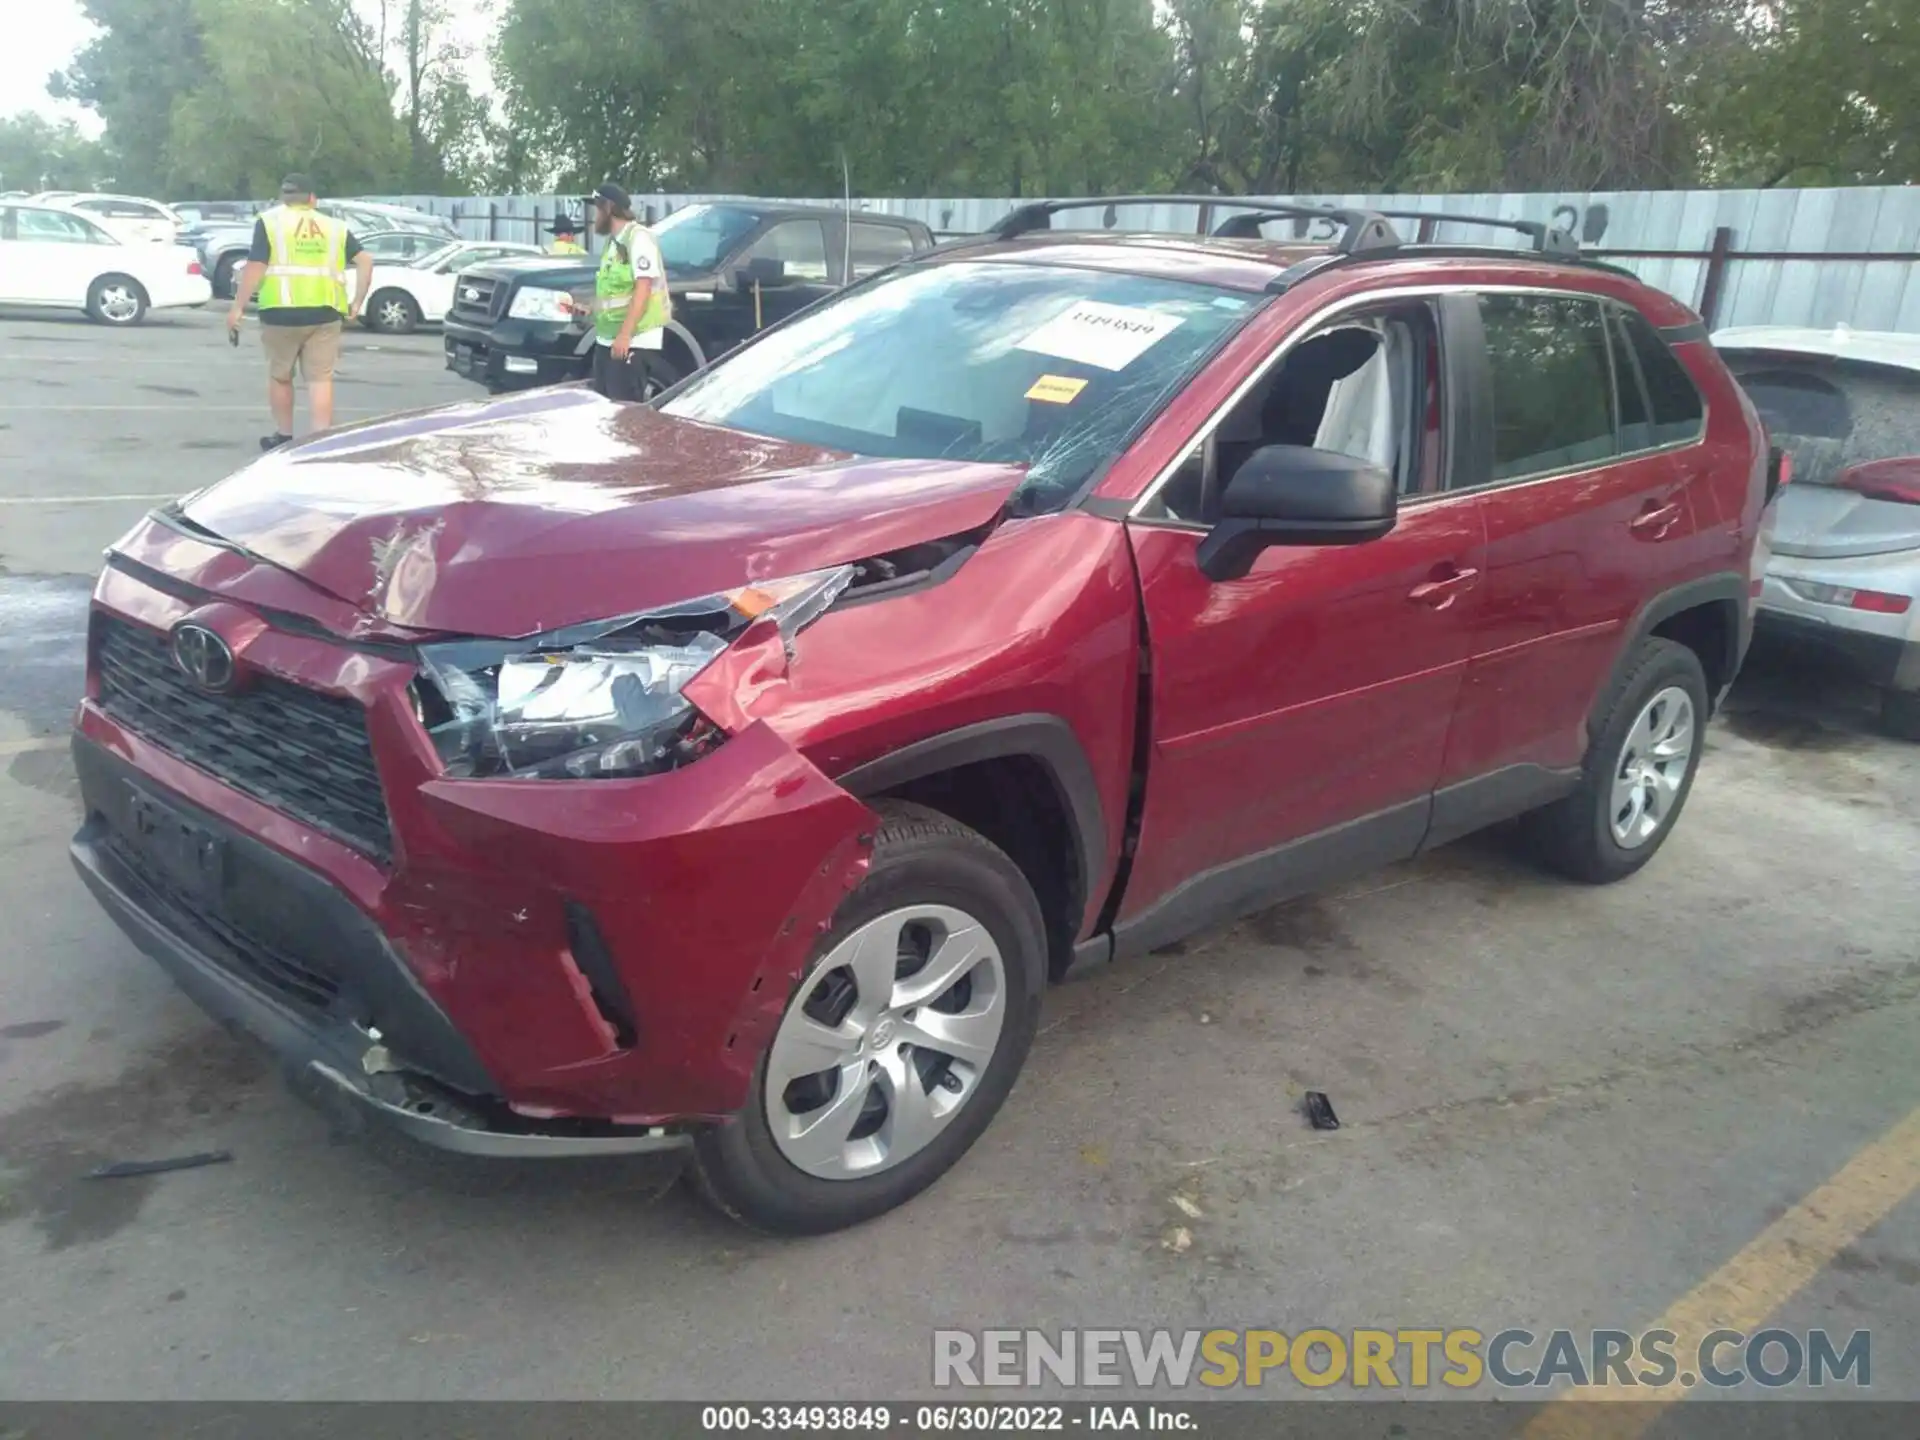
top-left (34, 191), bottom-right (189, 245)
top-left (354, 239), bottom-right (543, 334)
top-left (0, 200), bottom-right (211, 325)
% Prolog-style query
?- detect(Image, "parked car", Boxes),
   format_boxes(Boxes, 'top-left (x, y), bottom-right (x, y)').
top-left (0, 200), bottom-right (209, 323)
top-left (39, 192), bottom-right (189, 245)
top-left (172, 200), bottom-right (261, 227)
top-left (69, 197), bottom-right (1775, 1233)
top-left (356, 240), bottom-right (545, 333)
top-left (441, 202), bottom-right (936, 395)
top-left (1715, 326), bottom-right (1920, 738)
top-left (198, 200), bottom-right (458, 298)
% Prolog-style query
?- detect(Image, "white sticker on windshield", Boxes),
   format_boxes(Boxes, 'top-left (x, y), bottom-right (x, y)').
top-left (1016, 301), bottom-right (1186, 372)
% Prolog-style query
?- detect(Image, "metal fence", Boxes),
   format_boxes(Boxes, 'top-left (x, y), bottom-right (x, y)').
top-left (363, 186), bottom-right (1920, 334)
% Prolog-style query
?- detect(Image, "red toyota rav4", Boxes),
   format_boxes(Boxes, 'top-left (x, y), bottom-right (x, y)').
top-left (72, 199), bottom-right (1777, 1233)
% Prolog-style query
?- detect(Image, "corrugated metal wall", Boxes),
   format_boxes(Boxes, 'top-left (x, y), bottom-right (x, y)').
top-left (368, 187), bottom-right (1920, 333)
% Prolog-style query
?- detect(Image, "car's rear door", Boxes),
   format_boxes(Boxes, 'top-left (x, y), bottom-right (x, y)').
top-left (1116, 297), bottom-right (1487, 950)
top-left (1437, 291), bottom-right (1711, 805)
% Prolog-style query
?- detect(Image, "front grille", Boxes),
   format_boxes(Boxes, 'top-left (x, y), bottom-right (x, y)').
top-left (104, 831), bottom-right (342, 1013)
top-left (95, 615), bottom-right (393, 861)
top-left (449, 274), bottom-right (502, 325)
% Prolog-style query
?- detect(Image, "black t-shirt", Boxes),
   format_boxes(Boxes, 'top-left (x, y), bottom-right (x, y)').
top-left (249, 216), bottom-right (364, 326)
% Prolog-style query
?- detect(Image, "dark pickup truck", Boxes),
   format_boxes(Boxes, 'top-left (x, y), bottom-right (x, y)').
top-left (441, 202), bottom-right (937, 394)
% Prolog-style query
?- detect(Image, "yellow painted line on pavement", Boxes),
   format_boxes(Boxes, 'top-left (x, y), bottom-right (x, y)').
top-left (1523, 1102), bottom-right (1920, 1439)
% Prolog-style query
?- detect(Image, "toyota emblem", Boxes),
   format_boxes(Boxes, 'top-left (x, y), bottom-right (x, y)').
top-left (170, 623), bottom-right (236, 692)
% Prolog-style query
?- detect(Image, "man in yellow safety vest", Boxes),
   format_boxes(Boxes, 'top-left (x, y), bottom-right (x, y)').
top-left (588, 182), bottom-right (671, 402)
top-left (546, 215), bottom-right (586, 255)
top-left (226, 174), bottom-right (374, 451)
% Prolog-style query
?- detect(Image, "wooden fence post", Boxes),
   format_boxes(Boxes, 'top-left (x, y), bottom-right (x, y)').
top-left (1698, 226), bottom-right (1735, 328)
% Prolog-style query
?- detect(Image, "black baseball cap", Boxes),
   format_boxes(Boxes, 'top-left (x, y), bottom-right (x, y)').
top-left (591, 182), bottom-right (630, 209)
top-left (279, 173), bottom-right (314, 198)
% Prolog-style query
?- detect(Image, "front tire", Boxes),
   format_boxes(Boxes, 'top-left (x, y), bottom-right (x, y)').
top-left (214, 252), bottom-right (241, 299)
top-left (1526, 638), bottom-right (1709, 884)
top-left (691, 802), bottom-right (1046, 1234)
top-left (86, 275), bottom-right (148, 326)
top-left (366, 289), bottom-right (420, 335)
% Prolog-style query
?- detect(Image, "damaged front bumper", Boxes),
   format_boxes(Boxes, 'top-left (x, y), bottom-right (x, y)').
top-left (72, 740), bottom-right (697, 1157)
top-left (71, 619), bottom-right (878, 1154)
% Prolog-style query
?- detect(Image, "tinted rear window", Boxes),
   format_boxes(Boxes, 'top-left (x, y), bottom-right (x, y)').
top-left (1479, 294), bottom-right (1617, 480)
top-left (1729, 357), bottom-right (1920, 486)
top-left (1611, 306), bottom-right (1705, 450)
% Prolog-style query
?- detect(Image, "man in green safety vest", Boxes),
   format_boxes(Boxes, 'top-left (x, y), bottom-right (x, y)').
top-left (545, 215), bottom-right (586, 255)
top-left (226, 174), bottom-right (374, 452)
top-left (588, 182), bottom-right (671, 402)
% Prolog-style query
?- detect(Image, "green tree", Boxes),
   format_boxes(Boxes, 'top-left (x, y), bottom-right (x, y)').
top-left (48, 0), bottom-right (210, 194)
top-left (1698, 0), bottom-right (1920, 185)
top-left (165, 0), bottom-right (409, 197)
top-left (0, 113), bottom-right (111, 193)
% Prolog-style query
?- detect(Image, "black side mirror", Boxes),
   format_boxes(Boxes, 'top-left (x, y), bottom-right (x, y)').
top-left (1196, 445), bottom-right (1397, 582)
top-left (735, 256), bottom-right (790, 289)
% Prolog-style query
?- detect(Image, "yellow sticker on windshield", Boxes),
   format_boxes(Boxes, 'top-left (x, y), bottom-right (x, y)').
top-left (1026, 375), bottom-right (1089, 405)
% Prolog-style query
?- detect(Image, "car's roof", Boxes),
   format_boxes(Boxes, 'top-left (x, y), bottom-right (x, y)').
top-left (922, 230), bottom-right (1668, 304)
top-left (51, 192), bottom-right (175, 207)
top-left (670, 200), bottom-right (927, 228)
top-left (1713, 325), bottom-right (1920, 375)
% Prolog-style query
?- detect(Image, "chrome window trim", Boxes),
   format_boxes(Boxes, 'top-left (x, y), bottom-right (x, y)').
top-left (1127, 281), bottom-right (1711, 523)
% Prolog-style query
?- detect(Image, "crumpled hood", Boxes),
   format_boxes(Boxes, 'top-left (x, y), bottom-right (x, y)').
top-left (179, 388), bottom-right (1024, 637)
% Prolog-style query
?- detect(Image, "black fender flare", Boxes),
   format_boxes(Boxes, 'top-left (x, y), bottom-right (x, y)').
top-left (1593, 572), bottom-right (1748, 733)
top-left (834, 715), bottom-right (1106, 929)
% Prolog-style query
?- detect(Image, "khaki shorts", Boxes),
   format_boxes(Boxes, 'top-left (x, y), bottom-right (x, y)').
top-left (261, 320), bottom-right (343, 383)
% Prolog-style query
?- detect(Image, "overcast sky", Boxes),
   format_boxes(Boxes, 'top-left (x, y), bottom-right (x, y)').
top-left (8, 0), bottom-right (498, 136)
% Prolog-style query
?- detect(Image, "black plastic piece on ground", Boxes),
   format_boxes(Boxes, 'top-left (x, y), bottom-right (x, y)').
top-left (87, 1150), bottom-right (233, 1180)
top-left (1303, 1091), bottom-right (1340, 1131)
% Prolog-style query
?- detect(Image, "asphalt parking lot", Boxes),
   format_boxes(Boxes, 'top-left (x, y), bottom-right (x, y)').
top-left (1, 304), bottom-right (1917, 1409)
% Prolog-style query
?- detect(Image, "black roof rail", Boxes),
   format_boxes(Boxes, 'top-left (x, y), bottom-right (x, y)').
top-left (1372, 209), bottom-right (1581, 258)
top-left (985, 195), bottom-right (1404, 256)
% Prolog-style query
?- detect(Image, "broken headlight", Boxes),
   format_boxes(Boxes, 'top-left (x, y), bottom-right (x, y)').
top-left (414, 566), bottom-right (853, 780)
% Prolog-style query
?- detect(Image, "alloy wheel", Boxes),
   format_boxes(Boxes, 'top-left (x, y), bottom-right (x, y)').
top-left (1610, 685), bottom-right (1696, 849)
top-left (377, 297), bottom-right (412, 331)
top-left (97, 284), bottom-right (140, 323)
top-left (765, 904), bottom-right (1007, 1181)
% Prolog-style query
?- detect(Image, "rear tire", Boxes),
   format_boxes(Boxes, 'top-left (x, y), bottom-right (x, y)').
top-left (1882, 687), bottom-right (1920, 743)
top-left (690, 801), bottom-right (1046, 1234)
top-left (86, 275), bottom-right (149, 326)
top-left (366, 289), bottom-right (420, 335)
top-left (1525, 638), bottom-right (1709, 884)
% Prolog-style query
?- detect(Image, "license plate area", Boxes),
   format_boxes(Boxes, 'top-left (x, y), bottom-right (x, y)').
top-left (126, 785), bottom-right (227, 904)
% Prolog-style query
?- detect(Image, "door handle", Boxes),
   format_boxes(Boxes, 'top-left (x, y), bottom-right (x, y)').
top-left (1408, 566), bottom-right (1480, 610)
top-left (1630, 502), bottom-right (1683, 539)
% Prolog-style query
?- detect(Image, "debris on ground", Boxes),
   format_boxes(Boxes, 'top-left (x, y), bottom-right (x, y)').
top-left (1170, 1193), bottom-right (1204, 1220)
top-left (1161, 1225), bottom-right (1193, 1254)
top-left (86, 1151), bottom-right (234, 1181)
top-left (1303, 1092), bottom-right (1341, 1131)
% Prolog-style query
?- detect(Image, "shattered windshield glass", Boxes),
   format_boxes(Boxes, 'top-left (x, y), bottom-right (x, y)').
top-left (661, 261), bottom-right (1261, 511)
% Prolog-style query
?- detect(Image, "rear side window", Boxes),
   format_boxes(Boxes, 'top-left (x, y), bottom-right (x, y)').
top-left (1478, 294), bottom-right (1617, 481)
top-left (1610, 306), bottom-right (1705, 450)
top-left (849, 222), bottom-right (915, 278)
